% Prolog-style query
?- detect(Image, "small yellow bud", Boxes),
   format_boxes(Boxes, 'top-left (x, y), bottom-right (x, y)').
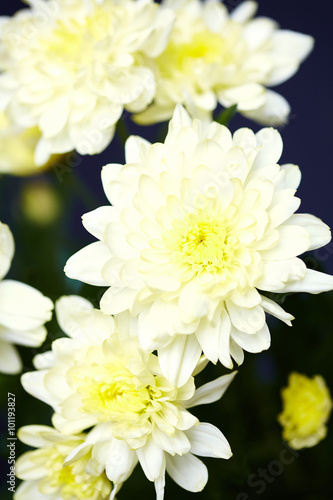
top-left (278, 372), bottom-right (332, 449)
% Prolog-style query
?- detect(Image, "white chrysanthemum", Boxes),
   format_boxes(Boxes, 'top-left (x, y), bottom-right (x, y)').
top-left (134, 0), bottom-right (314, 126)
top-left (14, 425), bottom-right (112, 500)
top-left (65, 106), bottom-right (333, 387)
top-left (0, 0), bottom-right (174, 165)
top-left (22, 296), bottom-right (235, 498)
top-left (0, 221), bottom-right (53, 374)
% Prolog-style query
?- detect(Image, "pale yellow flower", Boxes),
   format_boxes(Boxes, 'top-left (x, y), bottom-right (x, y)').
top-left (278, 372), bottom-right (332, 449)
top-left (0, 0), bottom-right (174, 164)
top-left (22, 296), bottom-right (235, 498)
top-left (14, 425), bottom-right (112, 500)
top-left (65, 106), bottom-right (333, 387)
top-left (135, 0), bottom-right (314, 126)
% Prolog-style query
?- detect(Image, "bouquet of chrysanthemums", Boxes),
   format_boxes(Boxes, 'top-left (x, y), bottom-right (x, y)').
top-left (0, 1), bottom-right (332, 499)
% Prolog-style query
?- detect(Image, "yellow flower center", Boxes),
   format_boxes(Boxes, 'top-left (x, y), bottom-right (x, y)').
top-left (66, 339), bottom-right (183, 447)
top-left (41, 7), bottom-right (114, 66)
top-left (157, 29), bottom-right (236, 78)
top-left (74, 361), bottom-right (152, 422)
top-left (164, 209), bottom-right (238, 275)
top-left (40, 449), bottom-right (111, 500)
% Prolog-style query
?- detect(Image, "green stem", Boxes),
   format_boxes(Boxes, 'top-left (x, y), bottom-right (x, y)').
top-left (116, 117), bottom-right (130, 147)
top-left (215, 104), bottom-right (238, 127)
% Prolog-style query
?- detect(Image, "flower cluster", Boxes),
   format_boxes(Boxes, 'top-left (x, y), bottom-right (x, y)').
top-left (0, 0), bottom-right (313, 173)
top-left (0, 1), bottom-right (331, 499)
top-left (0, 0), bottom-right (174, 165)
top-left (66, 105), bottom-right (333, 386)
top-left (20, 296), bottom-right (235, 498)
top-left (135, 0), bottom-right (314, 126)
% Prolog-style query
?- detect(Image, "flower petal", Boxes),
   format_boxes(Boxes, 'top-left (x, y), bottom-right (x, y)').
top-left (64, 242), bottom-right (111, 286)
top-left (186, 422), bottom-right (232, 459)
top-left (185, 372), bottom-right (237, 408)
top-left (158, 335), bottom-right (202, 388)
top-left (137, 438), bottom-right (165, 482)
top-left (165, 453), bottom-right (208, 493)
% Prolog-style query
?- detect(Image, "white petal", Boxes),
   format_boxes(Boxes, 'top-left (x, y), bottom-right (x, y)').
top-left (186, 422), bottom-right (232, 459)
top-left (260, 225), bottom-right (310, 260)
top-left (260, 295), bottom-right (294, 326)
top-left (195, 318), bottom-right (221, 364)
top-left (185, 372), bottom-right (237, 408)
top-left (21, 370), bottom-right (60, 408)
top-left (104, 221), bottom-right (137, 259)
top-left (231, 323), bottom-right (271, 353)
top-left (0, 340), bottom-right (21, 374)
top-left (243, 18), bottom-right (277, 50)
top-left (0, 325), bottom-right (47, 347)
top-left (226, 302), bottom-right (265, 334)
top-left (230, 1), bottom-right (258, 22)
top-left (167, 105), bottom-right (193, 137)
top-left (137, 438), bottom-right (165, 482)
top-left (256, 257), bottom-right (306, 291)
top-left (154, 473), bottom-right (165, 500)
top-left (0, 280), bottom-right (52, 331)
top-left (82, 206), bottom-right (118, 240)
top-left (268, 196), bottom-right (300, 229)
top-left (280, 163), bottom-right (302, 190)
top-left (14, 481), bottom-right (46, 500)
top-left (217, 309), bottom-right (233, 369)
top-left (0, 221), bottom-right (14, 280)
top-left (166, 453), bottom-right (208, 493)
top-left (105, 438), bottom-right (138, 484)
top-left (286, 214), bottom-right (331, 251)
top-left (254, 127), bottom-right (283, 168)
top-left (243, 90), bottom-right (290, 126)
top-left (158, 335), bottom-right (202, 388)
top-left (152, 426), bottom-right (191, 456)
top-left (125, 135), bottom-right (151, 163)
top-left (137, 299), bottom-right (187, 350)
top-left (229, 338), bottom-right (245, 365)
top-left (100, 287), bottom-right (135, 315)
top-left (279, 269), bottom-right (333, 294)
top-left (179, 283), bottom-right (211, 323)
top-left (269, 31), bottom-right (315, 85)
top-left (55, 295), bottom-right (93, 337)
top-left (17, 425), bottom-right (63, 448)
top-left (15, 451), bottom-right (48, 480)
top-left (219, 83), bottom-right (266, 111)
top-left (64, 242), bottom-right (111, 286)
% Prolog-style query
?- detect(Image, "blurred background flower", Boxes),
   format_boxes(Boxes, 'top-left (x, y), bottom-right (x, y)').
top-left (278, 372), bottom-right (332, 450)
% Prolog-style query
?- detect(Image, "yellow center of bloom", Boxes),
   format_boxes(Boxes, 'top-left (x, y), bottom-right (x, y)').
top-left (157, 28), bottom-right (237, 79)
top-left (66, 339), bottom-right (183, 448)
top-left (41, 8), bottom-right (114, 67)
top-left (76, 362), bottom-right (151, 421)
top-left (278, 373), bottom-right (333, 449)
top-left (164, 209), bottom-right (238, 276)
top-left (39, 448), bottom-right (111, 500)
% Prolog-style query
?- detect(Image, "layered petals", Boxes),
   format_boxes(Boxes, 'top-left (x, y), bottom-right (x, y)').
top-left (134, 0), bottom-right (314, 125)
top-left (65, 106), bottom-right (333, 382)
top-left (0, 0), bottom-right (175, 162)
